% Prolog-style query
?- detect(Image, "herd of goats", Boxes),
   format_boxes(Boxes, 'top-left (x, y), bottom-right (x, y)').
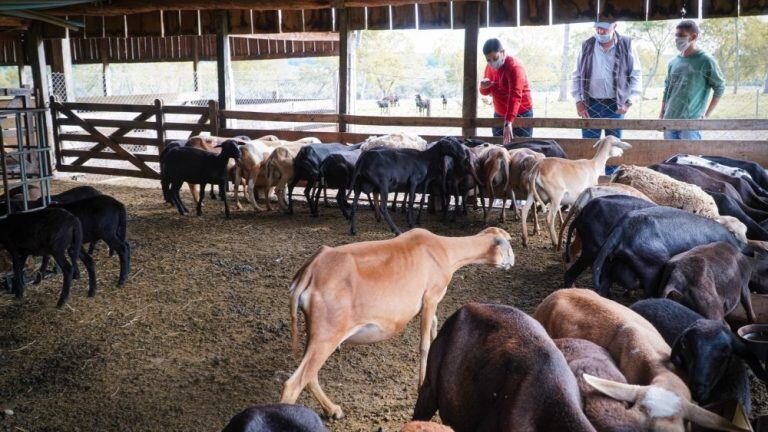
top-left (2, 130), bottom-right (768, 431)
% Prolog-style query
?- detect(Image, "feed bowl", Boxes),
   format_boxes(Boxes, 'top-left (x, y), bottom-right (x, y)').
top-left (737, 324), bottom-right (768, 361)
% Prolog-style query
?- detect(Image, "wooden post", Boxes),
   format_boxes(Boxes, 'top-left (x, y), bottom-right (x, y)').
top-left (154, 99), bottom-right (165, 154)
top-left (49, 95), bottom-right (63, 170)
top-left (215, 10), bottom-right (235, 113)
top-left (337, 8), bottom-right (349, 134)
top-left (25, 23), bottom-right (50, 108)
top-left (462, 1), bottom-right (480, 137)
top-left (50, 36), bottom-right (76, 102)
top-left (100, 39), bottom-right (112, 96)
top-left (15, 38), bottom-right (28, 88)
top-left (208, 100), bottom-right (220, 136)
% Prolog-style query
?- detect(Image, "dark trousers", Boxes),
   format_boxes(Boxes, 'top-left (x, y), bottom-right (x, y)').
top-left (493, 109), bottom-right (533, 138)
top-left (582, 98), bottom-right (623, 139)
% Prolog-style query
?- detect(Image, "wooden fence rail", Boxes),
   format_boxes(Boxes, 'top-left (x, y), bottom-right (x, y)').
top-left (50, 98), bottom-right (768, 180)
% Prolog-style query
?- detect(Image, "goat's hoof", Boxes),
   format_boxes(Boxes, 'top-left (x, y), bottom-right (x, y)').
top-left (327, 407), bottom-right (345, 420)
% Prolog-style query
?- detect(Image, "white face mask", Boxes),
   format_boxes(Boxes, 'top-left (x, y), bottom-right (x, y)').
top-left (489, 54), bottom-right (505, 70)
top-left (675, 36), bottom-right (691, 53)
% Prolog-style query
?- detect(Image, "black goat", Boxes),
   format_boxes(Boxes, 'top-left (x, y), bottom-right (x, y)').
top-left (37, 195), bottom-right (130, 292)
top-left (318, 149), bottom-right (363, 219)
top-left (703, 155), bottom-right (768, 192)
top-left (348, 137), bottom-right (479, 235)
top-left (503, 138), bottom-right (568, 159)
top-left (161, 140), bottom-right (241, 218)
top-left (592, 206), bottom-right (743, 298)
top-left (563, 195), bottom-right (657, 288)
top-left (221, 404), bottom-right (328, 432)
top-left (288, 143), bottom-right (361, 216)
top-left (0, 208), bottom-right (88, 307)
top-left (631, 298), bottom-right (768, 413)
top-left (48, 186), bottom-right (105, 254)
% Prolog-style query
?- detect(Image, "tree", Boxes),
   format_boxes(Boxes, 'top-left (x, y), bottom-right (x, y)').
top-left (625, 21), bottom-right (675, 99)
top-left (355, 31), bottom-right (415, 98)
top-left (558, 24), bottom-right (571, 101)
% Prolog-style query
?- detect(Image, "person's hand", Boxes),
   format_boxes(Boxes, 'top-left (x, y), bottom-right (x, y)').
top-left (576, 101), bottom-right (589, 118)
top-left (616, 104), bottom-right (629, 115)
top-left (659, 110), bottom-right (665, 120)
top-left (503, 122), bottom-right (513, 144)
top-left (480, 79), bottom-right (492, 90)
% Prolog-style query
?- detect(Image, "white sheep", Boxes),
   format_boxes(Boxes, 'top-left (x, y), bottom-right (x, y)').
top-left (359, 132), bottom-right (428, 152)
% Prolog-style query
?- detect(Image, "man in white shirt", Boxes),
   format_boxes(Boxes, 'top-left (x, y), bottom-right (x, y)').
top-left (571, 16), bottom-right (642, 139)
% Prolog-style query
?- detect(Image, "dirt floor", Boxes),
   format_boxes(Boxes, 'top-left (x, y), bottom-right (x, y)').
top-left (1, 180), bottom-right (766, 432)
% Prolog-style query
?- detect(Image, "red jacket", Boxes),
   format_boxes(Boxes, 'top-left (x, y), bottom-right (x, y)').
top-left (479, 55), bottom-right (533, 122)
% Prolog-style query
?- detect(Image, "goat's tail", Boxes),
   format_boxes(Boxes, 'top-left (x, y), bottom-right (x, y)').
top-left (591, 222), bottom-right (624, 297)
top-left (289, 247), bottom-right (323, 359)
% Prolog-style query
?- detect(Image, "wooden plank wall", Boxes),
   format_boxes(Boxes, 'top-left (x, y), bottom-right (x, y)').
top-left (34, 0), bottom-right (752, 43)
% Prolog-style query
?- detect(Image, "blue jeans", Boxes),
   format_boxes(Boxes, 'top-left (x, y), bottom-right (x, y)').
top-left (664, 130), bottom-right (702, 140)
top-left (493, 110), bottom-right (534, 138)
top-left (582, 98), bottom-right (623, 139)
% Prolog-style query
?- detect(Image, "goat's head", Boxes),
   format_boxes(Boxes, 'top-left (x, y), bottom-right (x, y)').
top-left (594, 136), bottom-right (632, 158)
top-left (583, 374), bottom-right (750, 432)
top-left (713, 215), bottom-right (748, 246)
top-left (669, 320), bottom-right (736, 403)
top-left (216, 140), bottom-right (243, 161)
top-left (479, 227), bottom-right (514, 270)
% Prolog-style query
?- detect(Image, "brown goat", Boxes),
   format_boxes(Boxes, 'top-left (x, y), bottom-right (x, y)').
top-left (401, 421), bottom-right (453, 432)
top-left (413, 303), bottom-right (595, 432)
top-left (535, 289), bottom-right (748, 432)
top-left (661, 242), bottom-right (756, 323)
top-left (281, 228), bottom-right (515, 419)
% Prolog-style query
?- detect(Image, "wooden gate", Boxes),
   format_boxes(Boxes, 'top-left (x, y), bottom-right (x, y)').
top-left (50, 98), bottom-right (217, 179)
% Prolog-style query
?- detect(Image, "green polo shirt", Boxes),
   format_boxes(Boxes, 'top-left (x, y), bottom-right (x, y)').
top-left (662, 50), bottom-right (726, 119)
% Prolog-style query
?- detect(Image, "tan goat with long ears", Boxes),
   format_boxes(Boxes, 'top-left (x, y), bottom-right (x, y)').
top-left (281, 227), bottom-right (515, 419)
top-left (534, 289), bottom-right (749, 432)
top-left (521, 136), bottom-right (631, 248)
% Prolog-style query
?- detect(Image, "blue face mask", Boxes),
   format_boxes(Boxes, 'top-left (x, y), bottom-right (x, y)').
top-left (596, 32), bottom-right (612, 43)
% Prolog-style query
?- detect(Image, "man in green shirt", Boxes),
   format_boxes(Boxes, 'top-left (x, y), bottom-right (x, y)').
top-left (660, 20), bottom-right (725, 140)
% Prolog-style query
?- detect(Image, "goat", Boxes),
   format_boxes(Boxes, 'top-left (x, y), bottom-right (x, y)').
top-left (281, 227), bottom-right (514, 419)
top-left (503, 138), bottom-right (568, 158)
top-left (476, 145), bottom-right (512, 223)
top-left (359, 132), bottom-right (428, 152)
top-left (563, 195), bottom-right (657, 288)
top-left (534, 288), bottom-right (749, 432)
top-left (557, 183), bottom-right (653, 253)
top-left (413, 303), bottom-right (595, 432)
top-left (318, 149), bottom-right (364, 219)
top-left (703, 155), bottom-right (768, 192)
top-left (233, 140), bottom-right (274, 211)
top-left (37, 194), bottom-right (130, 293)
top-left (263, 146), bottom-right (295, 212)
top-left (506, 147), bottom-right (544, 224)
top-left (185, 135), bottom-right (249, 202)
top-left (521, 135), bottom-right (631, 247)
top-left (612, 165), bottom-right (719, 218)
top-left (288, 143), bottom-right (361, 216)
top-left (47, 186), bottom-right (104, 255)
top-left (665, 154), bottom-right (754, 183)
top-left (660, 242), bottom-right (756, 323)
top-left (592, 206), bottom-right (745, 298)
top-left (555, 338), bottom-right (645, 431)
top-left (161, 140), bottom-right (241, 218)
top-left (708, 191), bottom-right (768, 241)
top-left (221, 404), bottom-right (328, 432)
top-left (0, 208), bottom-right (87, 307)
top-left (631, 298), bottom-right (768, 414)
top-left (651, 163), bottom-right (768, 213)
top-left (348, 137), bottom-right (480, 235)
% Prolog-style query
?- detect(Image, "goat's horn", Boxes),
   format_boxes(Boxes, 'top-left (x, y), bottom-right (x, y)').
top-left (582, 373), bottom-right (640, 402)
top-left (683, 400), bottom-right (751, 432)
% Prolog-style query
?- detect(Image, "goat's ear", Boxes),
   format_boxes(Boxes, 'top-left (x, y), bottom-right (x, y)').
top-left (670, 333), bottom-right (687, 369)
top-left (582, 374), bottom-right (640, 402)
top-left (615, 140), bottom-right (632, 149)
top-left (592, 139), bottom-right (602, 148)
top-left (730, 333), bottom-right (768, 382)
top-left (683, 400), bottom-right (751, 432)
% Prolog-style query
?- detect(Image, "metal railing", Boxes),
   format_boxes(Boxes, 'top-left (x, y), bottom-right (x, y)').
top-left (1, 108), bottom-right (53, 218)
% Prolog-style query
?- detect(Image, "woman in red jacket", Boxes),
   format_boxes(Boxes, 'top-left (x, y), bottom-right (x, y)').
top-left (478, 38), bottom-right (534, 143)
